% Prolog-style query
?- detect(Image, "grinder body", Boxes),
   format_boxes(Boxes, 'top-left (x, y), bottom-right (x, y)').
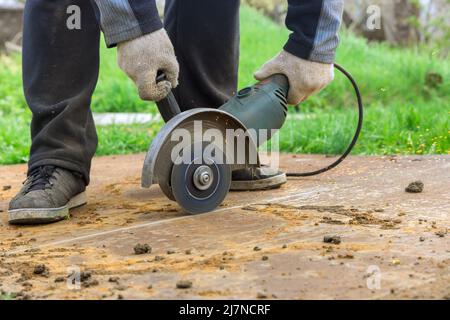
top-left (219, 74), bottom-right (289, 146)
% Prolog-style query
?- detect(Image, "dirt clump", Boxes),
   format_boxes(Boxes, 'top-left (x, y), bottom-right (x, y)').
top-left (435, 230), bottom-right (446, 238)
top-left (134, 243), bottom-right (151, 255)
top-left (337, 254), bottom-right (354, 259)
top-left (405, 181), bottom-right (424, 193)
top-left (320, 216), bottom-right (344, 225)
top-left (323, 236), bottom-right (341, 245)
top-left (257, 292), bottom-right (268, 299)
top-left (80, 271), bottom-right (92, 282)
top-left (33, 264), bottom-right (49, 276)
top-left (176, 280), bottom-right (192, 289)
top-left (82, 279), bottom-right (99, 288)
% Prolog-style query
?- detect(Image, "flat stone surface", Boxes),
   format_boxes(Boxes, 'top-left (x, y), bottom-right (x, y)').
top-left (0, 154), bottom-right (448, 299)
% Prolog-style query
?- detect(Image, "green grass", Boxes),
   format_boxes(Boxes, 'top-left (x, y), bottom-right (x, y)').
top-left (0, 292), bottom-right (16, 300)
top-left (0, 6), bottom-right (448, 165)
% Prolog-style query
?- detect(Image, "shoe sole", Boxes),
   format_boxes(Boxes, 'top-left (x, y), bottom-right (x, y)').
top-left (8, 192), bottom-right (87, 225)
top-left (230, 172), bottom-right (287, 191)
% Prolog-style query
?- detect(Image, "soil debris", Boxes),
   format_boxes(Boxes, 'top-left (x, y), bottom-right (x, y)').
top-left (66, 270), bottom-right (92, 284)
top-left (176, 280), bottom-right (193, 289)
top-left (133, 243), bottom-right (151, 255)
top-left (320, 216), bottom-right (345, 225)
top-left (33, 264), bottom-right (48, 276)
top-left (82, 279), bottom-right (99, 288)
top-left (323, 236), bottom-right (341, 245)
top-left (253, 246), bottom-right (262, 251)
top-left (80, 271), bottom-right (92, 282)
top-left (337, 254), bottom-right (354, 259)
top-left (114, 285), bottom-right (127, 291)
top-left (109, 276), bottom-right (120, 283)
top-left (244, 203), bottom-right (399, 230)
top-left (2, 185), bottom-right (11, 191)
top-left (405, 181), bottom-right (424, 193)
top-left (262, 256), bottom-right (269, 261)
top-left (257, 292), bottom-right (268, 299)
top-left (435, 230), bottom-right (446, 238)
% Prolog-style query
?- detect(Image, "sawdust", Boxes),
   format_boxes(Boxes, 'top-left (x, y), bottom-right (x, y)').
top-left (198, 290), bottom-right (231, 297)
top-left (242, 203), bottom-right (401, 230)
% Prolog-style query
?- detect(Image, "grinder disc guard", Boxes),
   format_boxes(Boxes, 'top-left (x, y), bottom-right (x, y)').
top-left (141, 108), bottom-right (260, 212)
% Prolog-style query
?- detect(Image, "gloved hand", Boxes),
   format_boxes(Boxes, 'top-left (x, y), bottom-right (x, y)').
top-left (117, 29), bottom-right (179, 102)
top-left (254, 50), bottom-right (334, 105)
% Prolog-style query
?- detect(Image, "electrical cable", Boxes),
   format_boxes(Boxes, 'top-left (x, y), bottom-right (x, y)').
top-left (286, 63), bottom-right (364, 177)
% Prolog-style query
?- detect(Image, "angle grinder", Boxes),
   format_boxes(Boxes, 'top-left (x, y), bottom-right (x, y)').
top-left (141, 65), bottom-right (363, 214)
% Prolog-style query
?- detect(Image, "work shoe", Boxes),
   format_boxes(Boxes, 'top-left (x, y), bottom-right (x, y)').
top-left (230, 165), bottom-right (287, 191)
top-left (8, 166), bottom-right (87, 225)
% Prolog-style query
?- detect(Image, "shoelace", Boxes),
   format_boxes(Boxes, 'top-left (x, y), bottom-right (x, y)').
top-left (24, 166), bottom-right (57, 192)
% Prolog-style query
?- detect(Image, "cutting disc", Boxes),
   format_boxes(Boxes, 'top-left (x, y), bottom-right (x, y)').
top-left (155, 118), bottom-right (233, 202)
top-left (170, 143), bottom-right (231, 214)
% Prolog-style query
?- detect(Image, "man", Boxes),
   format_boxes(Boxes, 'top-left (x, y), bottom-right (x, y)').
top-left (8, 0), bottom-right (344, 224)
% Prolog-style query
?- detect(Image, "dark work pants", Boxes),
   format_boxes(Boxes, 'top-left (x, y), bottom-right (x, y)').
top-left (24, 0), bottom-right (240, 184)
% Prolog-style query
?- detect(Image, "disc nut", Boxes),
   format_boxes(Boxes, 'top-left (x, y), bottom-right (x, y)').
top-left (193, 166), bottom-right (214, 191)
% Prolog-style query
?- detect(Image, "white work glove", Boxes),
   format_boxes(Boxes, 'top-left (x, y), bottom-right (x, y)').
top-left (117, 29), bottom-right (179, 102)
top-left (254, 50), bottom-right (334, 105)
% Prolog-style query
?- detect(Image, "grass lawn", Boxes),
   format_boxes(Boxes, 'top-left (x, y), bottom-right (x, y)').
top-left (0, 292), bottom-right (16, 300)
top-left (0, 6), bottom-right (448, 165)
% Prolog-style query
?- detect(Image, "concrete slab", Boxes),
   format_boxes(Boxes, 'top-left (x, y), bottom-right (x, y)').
top-left (0, 154), bottom-right (448, 299)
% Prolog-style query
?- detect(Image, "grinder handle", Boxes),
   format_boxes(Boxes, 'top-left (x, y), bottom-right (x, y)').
top-left (155, 73), bottom-right (182, 122)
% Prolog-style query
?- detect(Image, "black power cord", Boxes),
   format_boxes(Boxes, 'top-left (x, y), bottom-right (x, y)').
top-left (286, 63), bottom-right (364, 177)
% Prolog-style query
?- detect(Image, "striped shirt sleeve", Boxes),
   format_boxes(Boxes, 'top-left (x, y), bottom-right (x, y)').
top-left (91, 0), bottom-right (163, 48)
top-left (284, 0), bottom-right (344, 64)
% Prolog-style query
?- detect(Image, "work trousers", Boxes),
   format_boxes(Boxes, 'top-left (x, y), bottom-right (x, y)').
top-left (23, 0), bottom-right (240, 183)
